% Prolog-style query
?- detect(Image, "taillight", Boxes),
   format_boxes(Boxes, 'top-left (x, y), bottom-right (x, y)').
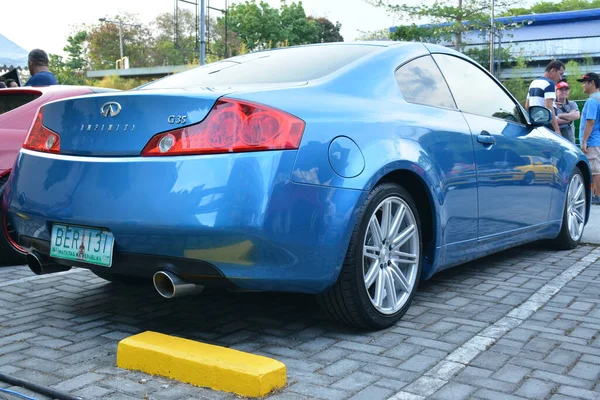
top-left (141, 99), bottom-right (305, 156)
top-left (22, 110), bottom-right (60, 154)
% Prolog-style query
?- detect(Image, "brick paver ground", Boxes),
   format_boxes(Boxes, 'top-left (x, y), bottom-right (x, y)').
top-left (0, 243), bottom-right (598, 400)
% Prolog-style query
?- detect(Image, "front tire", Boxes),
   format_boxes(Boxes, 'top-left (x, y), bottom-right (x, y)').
top-left (550, 167), bottom-right (586, 250)
top-left (317, 183), bottom-right (422, 330)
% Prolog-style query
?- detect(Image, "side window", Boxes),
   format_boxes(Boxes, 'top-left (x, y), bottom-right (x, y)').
top-left (395, 56), bottom-right (456, 109)
top-left (432, 54), bottom-right (525, 124)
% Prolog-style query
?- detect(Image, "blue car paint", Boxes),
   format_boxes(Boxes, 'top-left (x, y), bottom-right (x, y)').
top-left (7, 149), bottom-right (366, 293)
top-left (3, 41), bottom-right (592, 292)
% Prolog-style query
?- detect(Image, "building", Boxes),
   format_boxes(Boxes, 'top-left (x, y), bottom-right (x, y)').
top-left (390, 8), bottom-right (600, 79)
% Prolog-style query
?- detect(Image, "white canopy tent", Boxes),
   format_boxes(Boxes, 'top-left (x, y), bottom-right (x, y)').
top-left (0, 33), bottom-right (28, 71)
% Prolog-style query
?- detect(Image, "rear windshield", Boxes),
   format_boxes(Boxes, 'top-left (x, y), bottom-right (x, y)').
top-left (0, 93), bottom-right (41, 115)
top-left (142, 44), bottom-right (382, 89)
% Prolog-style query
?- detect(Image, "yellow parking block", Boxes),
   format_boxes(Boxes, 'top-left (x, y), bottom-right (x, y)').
top-left (117, 331), bottom-right (286, 398)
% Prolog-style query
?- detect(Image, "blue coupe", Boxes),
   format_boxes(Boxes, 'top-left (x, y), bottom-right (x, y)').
top-left (1, 42), bottom-right (590, 329)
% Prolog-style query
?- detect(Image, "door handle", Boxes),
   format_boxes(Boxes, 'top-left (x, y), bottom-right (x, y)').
top-left (477, 131), bottom-right (496, 145)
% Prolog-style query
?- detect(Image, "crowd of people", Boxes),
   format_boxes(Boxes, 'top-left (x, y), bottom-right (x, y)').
top-left (526, 60), bottom-right (600, 204)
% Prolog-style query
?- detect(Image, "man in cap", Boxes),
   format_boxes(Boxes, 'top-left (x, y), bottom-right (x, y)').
top-left (555, 80), bottom-right (580, 143)
top-left (24, 49), bottom-right (57, 87)
top-left (577, 72), bottom-right (600, 204)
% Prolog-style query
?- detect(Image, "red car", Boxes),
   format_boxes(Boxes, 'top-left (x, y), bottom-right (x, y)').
top-left (0, 85), bottom-right (116, 265)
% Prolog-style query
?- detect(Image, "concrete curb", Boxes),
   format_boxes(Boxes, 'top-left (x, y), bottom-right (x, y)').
top-left (116, 331), bottom-right (287, 398)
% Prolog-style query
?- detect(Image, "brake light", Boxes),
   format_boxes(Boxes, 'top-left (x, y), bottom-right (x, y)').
top-left (141, 99), bottom-right (305, 156)
top-left (23, 111), bottom-right (60, 154)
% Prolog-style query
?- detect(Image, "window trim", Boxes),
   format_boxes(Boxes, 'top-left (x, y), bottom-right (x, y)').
top-left (431, 53), bottom-right (528, 126)
top-left (394, 55), bottom-right (458, 111)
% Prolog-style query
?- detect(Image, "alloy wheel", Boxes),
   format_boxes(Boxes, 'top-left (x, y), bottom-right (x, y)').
top-left (362, 196), bottom-right (419, 315)
top-left (567, 173), bottom-right (586, 242)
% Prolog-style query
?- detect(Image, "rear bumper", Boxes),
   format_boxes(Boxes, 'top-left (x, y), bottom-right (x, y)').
top-left (5, 149), bottom-right (366, 293)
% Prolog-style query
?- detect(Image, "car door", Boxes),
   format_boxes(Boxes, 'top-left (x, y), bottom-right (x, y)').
top-left (433, 54), bottom-right (553, 239)
top-left (394, 55), bottom-right (478, 249)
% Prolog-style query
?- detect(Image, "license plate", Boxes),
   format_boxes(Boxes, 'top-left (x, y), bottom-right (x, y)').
top-left (50, 224), bottom-right (114, 267)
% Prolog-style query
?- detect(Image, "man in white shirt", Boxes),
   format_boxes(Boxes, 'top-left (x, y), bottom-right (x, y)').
top-left (525, 60), bottom-right (565, 136)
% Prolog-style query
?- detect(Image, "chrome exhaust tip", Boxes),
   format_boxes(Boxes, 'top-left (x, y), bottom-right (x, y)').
top-left (153, 270), bottom-right (204, 299)
top-left (26, 251), bottom-right (71, 275)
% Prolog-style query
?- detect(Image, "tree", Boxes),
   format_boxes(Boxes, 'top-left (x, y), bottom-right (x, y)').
top-left (225, 0), bottom-right (320, 52)
top-left (309, 17), bottom-right (344, 42)
top-left (502, 0), bottom-right (600, 15)
top-left (63, 31), bottom-right (89, 71)
top-left (390, 24), bottom-right (447, 42)
top-left (280, 1), bottom-right (319, 45)
top-left (356, 28), bottom-right (391, 41)
top-left (88, 13), bottom-right (153, 70)
top-left (49, 31), bottom-right (89, 85)
top-left (366, 0), bottom-right (517, 51)
top-left (212, 18), bottom-right (244, 58)
top-left (152, 10), bottom-right (199, 65)
top-left (463, 45), bottom-right (513, 70)
top-left (226, 1), bottom-right (282, 51)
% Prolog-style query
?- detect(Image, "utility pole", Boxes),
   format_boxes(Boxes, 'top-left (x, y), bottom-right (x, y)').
top-left (489, 0), bottom-right (495, 75)
top-left (200, 0), bottom-right (206, 65)
top-left (99, 18), bottom-right (140, 67)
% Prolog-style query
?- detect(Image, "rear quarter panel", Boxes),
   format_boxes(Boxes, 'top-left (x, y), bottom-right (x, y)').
top-left (229, 43), bottom-right (478, 278)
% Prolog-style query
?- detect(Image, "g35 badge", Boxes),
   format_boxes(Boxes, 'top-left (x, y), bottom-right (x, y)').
top-left (168, 115), bottom-right (187, 124)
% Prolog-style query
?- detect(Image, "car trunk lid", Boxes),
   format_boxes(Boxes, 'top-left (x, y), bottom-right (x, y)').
top-left (41, 89), bottom-right (232, 156)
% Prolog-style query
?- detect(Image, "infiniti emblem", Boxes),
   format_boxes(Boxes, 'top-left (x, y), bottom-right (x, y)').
top-left (100, 102), bottom-right (122, 117)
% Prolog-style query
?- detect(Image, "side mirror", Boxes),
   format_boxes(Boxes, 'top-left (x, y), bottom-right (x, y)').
top-left (528, 106), bottom-right (552, 127)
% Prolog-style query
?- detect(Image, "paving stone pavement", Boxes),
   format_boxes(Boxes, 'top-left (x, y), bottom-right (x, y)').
top-left (0, 244), bottom-right (599, 400)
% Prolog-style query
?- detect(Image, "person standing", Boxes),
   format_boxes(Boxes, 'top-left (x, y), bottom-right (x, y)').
top-left (525, 60), bottom-right (565, 136)
top-left (24, 49), bottom-right (57, 87)
top-left (577, 72), bottom-right (600, 204)
top-left (555, 80), bottom-right (580, 143)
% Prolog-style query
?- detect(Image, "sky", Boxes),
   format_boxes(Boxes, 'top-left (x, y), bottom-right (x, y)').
top-left (2, 0), bottom-right (399, 57)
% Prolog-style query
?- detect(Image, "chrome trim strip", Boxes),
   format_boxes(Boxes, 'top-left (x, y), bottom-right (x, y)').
top-left (19, 148), bottom-right (187, 163)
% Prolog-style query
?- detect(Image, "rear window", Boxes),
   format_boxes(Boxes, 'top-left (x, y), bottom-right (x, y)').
top-left (0, 93), bottom-right (41, 115)
top-left (143, 44), bottom-right (382, 89)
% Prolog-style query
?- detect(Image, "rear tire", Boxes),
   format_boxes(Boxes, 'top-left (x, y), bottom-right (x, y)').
top-left (317, 183), bottom-right (422, 330)
top-left (91, 269), bottom-right (149, 285)
top-left (0, 176), bottom-right (26, 266)
top-left (550, 167), bottom-right (586, 250)
top-left (524, 171), bottom-right (535, 185)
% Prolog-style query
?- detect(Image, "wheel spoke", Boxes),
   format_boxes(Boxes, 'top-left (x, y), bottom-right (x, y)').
top-left (568, 179), bottom-right (578, 199)
top-left (369, 216), bottom-right (384, 247)
top-left (389, 263), bottom-right (411, 293)
top-left (364, 261), bottom-right (380, 288)
top-left (388, 204), bottom-right (405, 241)
top-left (373, 269), bottom-right (385, 307)
top-left (573, 181), bottom-right (583, 200)
top-left (383, 269), bottom-right (397, 308)
top-left (381, 201), bottom-right (392, 241)
top-left (364, 245), bottom-right (380, 261)
top-left (572, 209), bottom-right (584, 224)
top-left (569, 215), bottom-right (578, 238)
top-left (574, 199), bottom-right (586, 208)
top-left (391, 224), bottom-right (416, 249)
top-left (391, 250), bottom-right (418, 265)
